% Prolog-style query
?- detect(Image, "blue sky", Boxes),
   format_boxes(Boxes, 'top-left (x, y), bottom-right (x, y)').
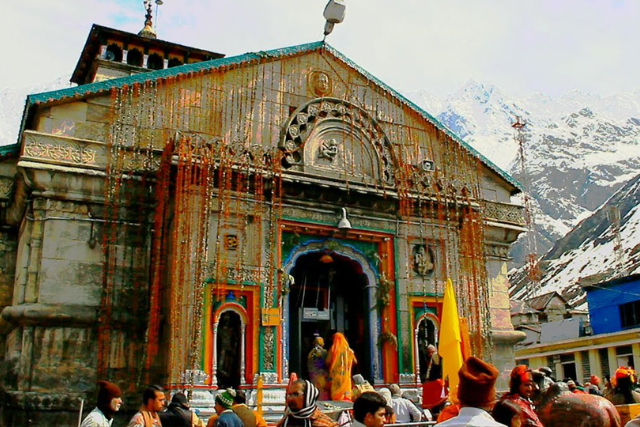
top-left (2, 0), bottom-right (639, 98)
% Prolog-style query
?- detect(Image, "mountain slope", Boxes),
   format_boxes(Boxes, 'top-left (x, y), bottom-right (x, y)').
top-left (509, 173), bottom-right (640, 309)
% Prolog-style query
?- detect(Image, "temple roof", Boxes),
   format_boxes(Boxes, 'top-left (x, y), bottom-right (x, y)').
top-left (71, 24), bottom-right (225, 85)
top-left (18, 41), bottom-right (522, 192)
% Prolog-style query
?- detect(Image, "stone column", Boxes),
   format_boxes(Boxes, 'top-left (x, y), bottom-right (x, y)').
top-left (553, 355), bottom-right (562, 379)
top-left (633, 343), bottom-right (640, 373)
top-left (485, 243), bottom-right (526, 390)
top-left (608, 347), bottom-right (618, 375)
top-left (240, 324), bottom-right (247, 384)
top-left (211, 320), bottom-right (219, 386)
top-left (575, 351), bottom-right (584, 383)
top-left (589, 349), bottom-right (602, 380)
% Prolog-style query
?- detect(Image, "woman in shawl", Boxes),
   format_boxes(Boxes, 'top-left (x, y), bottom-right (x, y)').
top-left (307, 336), bottom-right (330, 400)
top-left (326, 333), bottom-right (357, 401)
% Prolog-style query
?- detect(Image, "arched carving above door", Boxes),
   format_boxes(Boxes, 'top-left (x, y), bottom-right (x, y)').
top-left (279, 98), bottom-right (395, 187)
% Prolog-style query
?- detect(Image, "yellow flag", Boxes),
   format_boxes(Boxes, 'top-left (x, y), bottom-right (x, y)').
top-left (439, 278), bottom-right (464, 399)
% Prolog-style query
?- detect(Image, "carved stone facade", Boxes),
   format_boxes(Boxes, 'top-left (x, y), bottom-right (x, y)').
top-left (0, 30), bottom-right (526, 425)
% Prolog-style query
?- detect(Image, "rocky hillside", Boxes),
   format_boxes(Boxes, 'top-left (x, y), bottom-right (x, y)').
top-left (509, 173), bottom-right (640, 309)
top-left (406, 82), bottom-right (640, 268)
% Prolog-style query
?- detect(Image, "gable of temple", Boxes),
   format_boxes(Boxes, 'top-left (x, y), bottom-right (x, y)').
top-left (20, 41), bottom-right (519, 201)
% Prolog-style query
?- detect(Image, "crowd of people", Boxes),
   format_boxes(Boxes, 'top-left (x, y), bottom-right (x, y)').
top-left (80, 334), bottom-right (640, 427)
top-left (433, 360), bottom-right (640, 426)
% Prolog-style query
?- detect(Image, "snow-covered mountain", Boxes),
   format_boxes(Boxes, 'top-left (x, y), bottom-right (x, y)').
top-left (0, 76), bottom-right (71, 146)
top-left (405, 82), bottom-right (640, 268)
top-left (509, 173), bottom-right (640, 309)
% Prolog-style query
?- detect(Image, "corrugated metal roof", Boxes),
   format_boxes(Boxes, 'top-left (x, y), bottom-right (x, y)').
top-left (527, 291), bottom-right (567, 311)
top-left (20, 41), bottom-right (521, 191)
top-left (510, 299), bottom-right (540, 315)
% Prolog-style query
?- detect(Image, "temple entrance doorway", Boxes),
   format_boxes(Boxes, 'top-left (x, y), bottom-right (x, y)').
top-left (216, 311), bottom-right (242, 388)
top-left (288, 251), bottom-right (373, 386)
top-left (416, 316), bottom-right (437, 383)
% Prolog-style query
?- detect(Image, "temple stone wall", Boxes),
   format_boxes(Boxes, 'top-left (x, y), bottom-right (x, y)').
top-left (0, 229), bottom-right (18, 357)
top-left (35, 97), bottom-right (111, 142)
top-left (0, 167), bottom-right (154, 425)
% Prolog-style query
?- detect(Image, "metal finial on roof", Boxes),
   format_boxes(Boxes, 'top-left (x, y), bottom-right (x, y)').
top-left (138, 0), bottom-right (157, 39)
top-left (323, 0), bottom-right (346, 40)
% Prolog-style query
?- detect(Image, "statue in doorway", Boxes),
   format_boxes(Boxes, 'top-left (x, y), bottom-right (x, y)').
top-left (307, 336), bottom-right (330, 400)
top-left (217, 314), bottom-right (240, 388)
top-left (418, 326), bottom-right (430, 383)
top-left (326, 332), bottom-right (357, 401)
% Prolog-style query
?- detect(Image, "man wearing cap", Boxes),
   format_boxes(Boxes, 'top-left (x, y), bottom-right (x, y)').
top-left (211, 390), bottom-right (243, 427)
top-left (277, 379), bottom-right (337, 427)
top-left (567, 380), bottom-right (587, 395)
top-left (128, 385), bottom-right (166, 427)
top-left (436, 357), bottom-right (506, 426)
top-left (159, 392), bottom-right (205, 427)
top-left (231, 389), bottom-right (267, 427)
top-left (81, 380), bottom-right (123, 427)
top-left (389, 384), bottom-right (426, 422)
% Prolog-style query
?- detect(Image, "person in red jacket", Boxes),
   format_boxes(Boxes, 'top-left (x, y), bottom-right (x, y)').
top-left (498, 366), bottom-right (543, 427)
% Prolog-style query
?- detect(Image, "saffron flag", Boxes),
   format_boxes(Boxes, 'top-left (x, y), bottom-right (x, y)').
top-left (439, 278), bottom-right (464, 400)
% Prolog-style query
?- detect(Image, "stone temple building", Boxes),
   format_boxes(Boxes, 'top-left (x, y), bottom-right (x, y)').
top-left (0, 18), bottom-right (526, 425)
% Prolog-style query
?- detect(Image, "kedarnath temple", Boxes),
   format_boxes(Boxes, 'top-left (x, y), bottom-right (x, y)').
top-left (0, 9), bottom-right (526, 425)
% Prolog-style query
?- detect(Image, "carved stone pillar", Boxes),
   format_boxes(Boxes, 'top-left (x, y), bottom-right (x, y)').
top-left (211, 321), bottom-right (219, 386)
top-left (240, 324), bottom-right (246, 385)
top-left (413, 325), bottom-right (421, 384)
top-left (486, 242), bottom-right (526, 390)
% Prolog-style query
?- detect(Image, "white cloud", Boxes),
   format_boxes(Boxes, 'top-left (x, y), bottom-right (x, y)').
top-left (1, 0), bottom-right (639, 98)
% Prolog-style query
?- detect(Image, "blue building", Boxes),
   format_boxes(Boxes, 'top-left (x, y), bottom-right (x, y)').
top-left (515, 276), bottom-right (640, 385)
top-left (586, 274), bottom-right (640, 335)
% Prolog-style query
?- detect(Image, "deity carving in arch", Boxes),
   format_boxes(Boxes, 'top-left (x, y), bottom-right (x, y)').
top-left (413, 244), bottom-right (435, 276)
top-left (318, 138), bottom-right (340, 161)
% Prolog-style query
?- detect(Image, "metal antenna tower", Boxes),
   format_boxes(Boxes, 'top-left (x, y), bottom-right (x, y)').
top-left (513, 116), bottom-right (541, 297)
